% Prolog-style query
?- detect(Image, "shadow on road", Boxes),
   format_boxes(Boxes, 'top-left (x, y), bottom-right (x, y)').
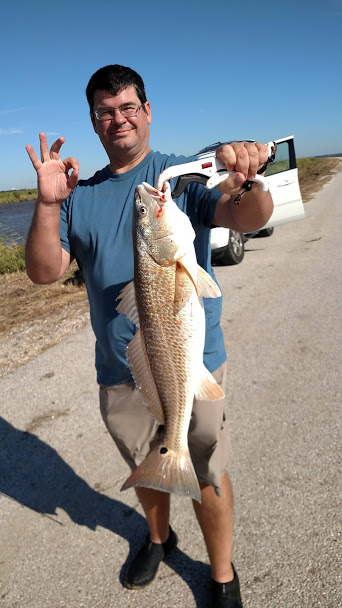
top-left (0, 416), bottom-right (211, 607)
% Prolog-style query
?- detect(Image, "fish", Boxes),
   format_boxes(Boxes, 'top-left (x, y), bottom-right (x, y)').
top-left (116, 181), bottom-right (224, 503)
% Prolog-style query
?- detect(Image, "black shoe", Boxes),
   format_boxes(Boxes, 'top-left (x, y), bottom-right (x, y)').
top-left (211, 565), bottom-right (243, 607)
top-left (123, 526), bottom-right (178, 589)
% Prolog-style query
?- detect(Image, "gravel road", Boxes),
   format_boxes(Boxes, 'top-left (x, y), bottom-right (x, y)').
top-left (1, 170), bottom-right (341, 608)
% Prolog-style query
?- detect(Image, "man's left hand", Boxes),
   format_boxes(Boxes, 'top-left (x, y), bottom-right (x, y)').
top-left (216, 141), bottom-right (269, 195)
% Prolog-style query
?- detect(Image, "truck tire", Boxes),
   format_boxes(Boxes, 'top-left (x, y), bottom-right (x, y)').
top-left (220, 230), bottom-right (245, 265)
top-left (256, 227), bottom-right (274, 237)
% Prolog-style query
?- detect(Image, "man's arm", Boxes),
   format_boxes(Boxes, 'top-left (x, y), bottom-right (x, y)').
top-left (212, 141), bottom-right (274, 232)
top-left (25, 132), bottom-right (79, 284)
top-left (25, 202), bottom-right (72, 284)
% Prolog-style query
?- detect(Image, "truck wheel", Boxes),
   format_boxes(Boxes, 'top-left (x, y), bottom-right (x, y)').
top-left (256, 227), bottom-right (274, 237)
top-left (221, 230), bottom-right (245, 265)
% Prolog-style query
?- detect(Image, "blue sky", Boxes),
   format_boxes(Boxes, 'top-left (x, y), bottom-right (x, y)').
top-left (0, 0), bottom-right (341, 190)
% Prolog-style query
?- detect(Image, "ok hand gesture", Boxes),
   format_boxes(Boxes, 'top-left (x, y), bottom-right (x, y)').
top-left (26, 132), bottom-right (79, 205)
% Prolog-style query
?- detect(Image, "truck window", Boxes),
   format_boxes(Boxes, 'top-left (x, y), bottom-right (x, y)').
top-left (265, 141), bottom-right (290, 176)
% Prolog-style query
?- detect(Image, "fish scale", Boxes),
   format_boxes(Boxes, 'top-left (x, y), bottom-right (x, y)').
top-left (136, 262), bottom-right (192, 448)
top-left (117, 181), bottom-right (224, 502)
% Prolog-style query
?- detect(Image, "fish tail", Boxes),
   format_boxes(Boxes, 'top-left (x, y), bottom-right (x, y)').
top-left (121, 445), bottom-right (201, 503)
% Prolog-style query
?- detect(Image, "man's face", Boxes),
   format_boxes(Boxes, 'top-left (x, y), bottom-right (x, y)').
top-left (91, 85), bottom-right (152, 163)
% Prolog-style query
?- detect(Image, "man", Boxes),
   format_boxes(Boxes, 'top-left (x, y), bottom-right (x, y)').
top-left (25, 64), bottom-right (273, 608)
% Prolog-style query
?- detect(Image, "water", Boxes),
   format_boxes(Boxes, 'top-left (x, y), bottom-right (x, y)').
top-left (0, 200), bottom-right (36, 242)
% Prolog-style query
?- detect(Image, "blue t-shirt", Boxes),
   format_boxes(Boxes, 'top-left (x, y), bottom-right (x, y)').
top-left (60, 150), bottom-right (226, 385)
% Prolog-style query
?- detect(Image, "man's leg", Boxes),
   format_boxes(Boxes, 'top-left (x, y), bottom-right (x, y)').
top-left (124, 487), bottom-right (177, 589)
top-left (134, 487), bottom-right (170, 543)
top-left (135, 473), bottom-right (234, 581)
top-left (188, 363), bottom-right (234, 582)
top-left (99, 383), bottom-right (177, 588)
top-left (192, 471), bottom-right (234, 583)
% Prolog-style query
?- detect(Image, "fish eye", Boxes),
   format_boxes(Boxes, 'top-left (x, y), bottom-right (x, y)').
top-left (139, 205), bottom-right (147, 216)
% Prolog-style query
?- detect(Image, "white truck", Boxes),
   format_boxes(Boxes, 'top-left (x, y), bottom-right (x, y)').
top-left (210, 135), bottom-right (305, 264)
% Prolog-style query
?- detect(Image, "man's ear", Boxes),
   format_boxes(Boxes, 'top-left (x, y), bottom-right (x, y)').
top-left (144, 101), bottom-right (152, 125)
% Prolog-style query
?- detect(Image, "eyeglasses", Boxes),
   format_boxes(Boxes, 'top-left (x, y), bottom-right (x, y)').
top-left (93, 103), bottom-right (143, 121)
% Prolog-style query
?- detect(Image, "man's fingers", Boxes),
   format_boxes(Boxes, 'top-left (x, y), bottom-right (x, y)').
top-left (216, 144), bottom-right (237, 171)
top-left (64, 157), bottom-right (79, 191)
top-left (217, 142), bottom-right (250, 177)
top-left (25, 144), bottom-right (42, 172)
top-left (27, 133), bottom-right (68, 167)
top-left (63, 156), bottom-right (79, 187)
top-left (244, 143), bottom-right (259, 179)
top-left (217, 142), bottom-right (270, 180)
top-left (68, 170), bottom-right (79, 190)
top-left (255, 143), bottom-right (269, 169)
top-left (218, 171), bottom-right (245, 195)
top-left (234, 145), bottom-right (250, 178)
top-left (39, 132), bottom-right (51, 162)
top-left (63, 156), bottom-right (79, 173)
top-left (50, 137), bottom-right (65, 160)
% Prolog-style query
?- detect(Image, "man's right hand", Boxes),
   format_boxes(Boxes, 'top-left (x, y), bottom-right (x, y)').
top-left (26, 132), bottom-right (79, 205)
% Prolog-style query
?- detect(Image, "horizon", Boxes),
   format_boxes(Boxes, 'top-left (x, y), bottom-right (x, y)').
top-left (2, 151), bottom-right (341, 193)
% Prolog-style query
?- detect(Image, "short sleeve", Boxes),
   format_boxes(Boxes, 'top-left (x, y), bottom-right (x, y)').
top-left (60, 195), bottom-right (72, 254)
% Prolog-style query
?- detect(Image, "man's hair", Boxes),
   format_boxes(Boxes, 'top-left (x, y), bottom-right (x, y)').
top-left (86, 64), bottom-right (147, 113)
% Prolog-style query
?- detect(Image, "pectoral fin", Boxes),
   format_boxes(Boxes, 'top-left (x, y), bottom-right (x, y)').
top-left (127, 330), bottom-right (165, 424)
top-left (195, 365), bottom-right (225, 401)
top-left (196, 266), bottom-right (221, 298)
top-left (177, 252), bottom-right (200, 294)
top-left (178, 256), bottom-right (221, 299)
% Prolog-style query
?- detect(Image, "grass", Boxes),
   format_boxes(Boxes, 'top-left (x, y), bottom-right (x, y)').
top-left (0, 243), bottom-right (26, 274)
top-left (0, 225), bottom-right (26, 274)
top-left (0, 260), bottom-right (88, 336)
top-left (265, 160), bottom-right (290, 175)
top-left (297, 156), bottom-right (341, 202)
top-left (0, 189), bottom-right (38, 205)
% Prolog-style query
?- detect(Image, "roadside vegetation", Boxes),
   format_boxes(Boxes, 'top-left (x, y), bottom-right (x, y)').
top-left (0, 227), bottom-right (26, 274)
top-left (0, 156), bottom-right (341, 338)
top-left (0, 189), bottom-right (38, 205)
top-left (297, 157), bottom-right (341, 203)
top-left (265, 156), bottom-right (341, 201)
top-left (0, 241), bottom-right (26, 274)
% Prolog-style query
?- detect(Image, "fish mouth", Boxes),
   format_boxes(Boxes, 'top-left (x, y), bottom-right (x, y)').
top-left (140, 181), bottom-right (171, 206)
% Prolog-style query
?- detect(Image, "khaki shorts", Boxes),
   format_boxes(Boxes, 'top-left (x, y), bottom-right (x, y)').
top-left (99, 362), bottom-right (230, 496)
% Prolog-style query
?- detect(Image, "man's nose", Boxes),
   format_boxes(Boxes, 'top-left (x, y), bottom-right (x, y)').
top-left (111, 109), bottom-right (126, 124)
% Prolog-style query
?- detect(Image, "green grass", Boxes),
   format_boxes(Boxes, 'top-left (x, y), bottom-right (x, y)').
top-left (0, 189), bottom-right (38, 205)
top-left (296, 157), bottom-right (323, 177)
top-left (265, 156), bottom-right (339, 182)
top-left (0, 243), bottom-right (25, 273)
top-left (265, 160), bottom-right (290, 176)
top-left (297, 157), bottom-right (319, 170)
top-left (296, 156), bottom-right (342, 185)
top-left (0, 225), bottom-right (26, 273)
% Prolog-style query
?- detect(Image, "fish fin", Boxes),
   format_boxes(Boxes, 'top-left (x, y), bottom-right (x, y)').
top-left (195, 365), bottom-right (225, 401)
top-left (121, 444), bottom-right (201, 503)
top-left (177, 259), bottom-right (221, 299)
top-left (177, 255), bottom-right (200, 295)
top-left (126, 331), bottom-right (165, 424)
top-left (196, 266), bottom-right (221, 298)
top-left (116, 280), bottom-right (140, 327)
